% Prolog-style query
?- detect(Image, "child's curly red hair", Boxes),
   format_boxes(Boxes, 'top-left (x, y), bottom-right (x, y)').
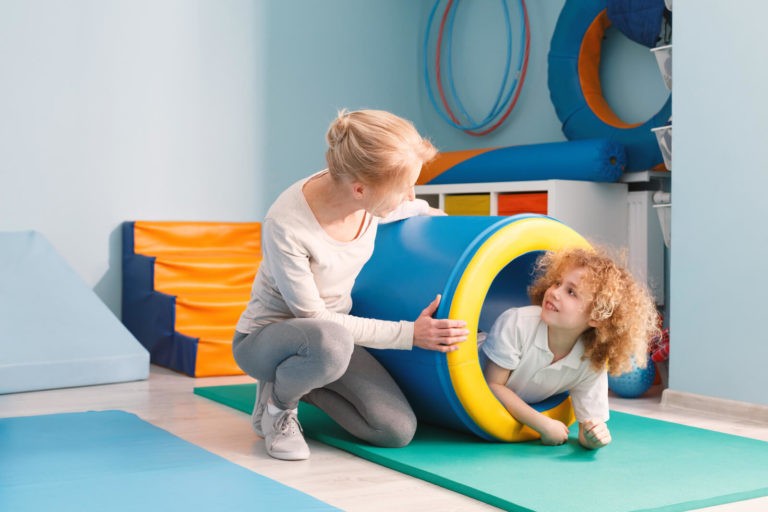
top-left (528, 247), bottom-right (660, 376)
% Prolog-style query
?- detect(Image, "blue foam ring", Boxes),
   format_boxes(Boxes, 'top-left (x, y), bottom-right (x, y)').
top-left (547, 0), bottom-right (672, 171)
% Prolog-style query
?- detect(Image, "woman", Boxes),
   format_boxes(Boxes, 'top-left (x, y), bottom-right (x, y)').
top-left (233, 109), bottom-right (468, 461)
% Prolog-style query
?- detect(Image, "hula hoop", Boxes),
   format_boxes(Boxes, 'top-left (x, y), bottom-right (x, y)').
top-left (424, 0), bottom-right (530, 136)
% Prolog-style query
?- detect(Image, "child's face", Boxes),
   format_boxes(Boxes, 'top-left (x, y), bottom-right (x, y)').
top-left (540, 266), bottom-right (594, 333)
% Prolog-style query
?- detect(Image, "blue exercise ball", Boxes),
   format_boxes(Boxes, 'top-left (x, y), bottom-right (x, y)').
top-left (608, 358), bottom-right (656, 398)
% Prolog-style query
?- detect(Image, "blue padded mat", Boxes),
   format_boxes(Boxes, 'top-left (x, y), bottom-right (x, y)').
top-left (0, 411), bottom-right (338, 512)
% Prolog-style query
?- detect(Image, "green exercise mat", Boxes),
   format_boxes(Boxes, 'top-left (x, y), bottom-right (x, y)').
top-left (195, 383), bottom-right (768, 512)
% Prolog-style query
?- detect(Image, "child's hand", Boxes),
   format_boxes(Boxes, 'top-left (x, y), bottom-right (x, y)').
top-left (538, 418), bottom-right (570, 445)
top-left (580, 420), bottom-right (612, 449)
top-left (413, 295), bottom-right (468, 352)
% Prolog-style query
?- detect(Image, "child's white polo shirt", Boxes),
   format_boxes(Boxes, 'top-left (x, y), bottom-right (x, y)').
top-left (481, 305), bottom-right (609, 423)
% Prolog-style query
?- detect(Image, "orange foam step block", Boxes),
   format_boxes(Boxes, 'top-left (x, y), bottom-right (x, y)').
top-left (174, 293), bottom-right (251, 333)
top-left (122, 221), bottom-right (261, 377)
top-left (152, 254), bottom-right (260, 296)
top-left (133, 221), bottom-right (261, 255)
top-left (173, 325), bottom-right (243, 377)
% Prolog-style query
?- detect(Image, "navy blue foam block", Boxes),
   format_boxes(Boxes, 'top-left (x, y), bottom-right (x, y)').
top-left (427, 138), bottom-right (626, 185)
top-left (121, 222), bottom-right (197, 376)
top-left (0, 411), bottom-right (338, 512)
top-left (0, 231), bottom-right (148, 394)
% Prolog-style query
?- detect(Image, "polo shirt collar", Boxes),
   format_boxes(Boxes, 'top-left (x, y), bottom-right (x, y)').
top-left (533, 321), bottom-right (586, 369)
top-left (560, 338), bottom-right (586, 369)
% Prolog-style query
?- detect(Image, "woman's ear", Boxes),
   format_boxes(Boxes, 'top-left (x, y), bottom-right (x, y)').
top-left (351, 181), bottom-right (366, 199)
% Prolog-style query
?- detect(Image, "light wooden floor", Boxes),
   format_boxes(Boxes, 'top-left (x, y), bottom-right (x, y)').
top-left (2, 366), bottom-right (767, 512)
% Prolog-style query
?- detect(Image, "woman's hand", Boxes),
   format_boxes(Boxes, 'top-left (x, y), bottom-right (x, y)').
top-left (413, 295), bottom-right (468, 352)
top-left (427, 207), bottom-right (448, 216)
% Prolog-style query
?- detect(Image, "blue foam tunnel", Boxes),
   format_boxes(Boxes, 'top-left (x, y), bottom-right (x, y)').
top-left (350, 215), bottom-right (591, 441)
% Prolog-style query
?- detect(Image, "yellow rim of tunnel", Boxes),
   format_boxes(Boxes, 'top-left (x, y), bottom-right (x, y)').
top-left (446, 217), bottom-right (591, 441)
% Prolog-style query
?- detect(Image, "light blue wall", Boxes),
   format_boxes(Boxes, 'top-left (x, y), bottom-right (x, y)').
top-left (257, 0), bottom-right (422, 217)
top-left (671, 0), bottom-right (768, 405)
top-left (0, 0), bottom-right (265, 313)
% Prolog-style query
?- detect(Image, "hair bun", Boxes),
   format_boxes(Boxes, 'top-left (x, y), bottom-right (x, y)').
top-left (326, 109), bottom-right (352, 149)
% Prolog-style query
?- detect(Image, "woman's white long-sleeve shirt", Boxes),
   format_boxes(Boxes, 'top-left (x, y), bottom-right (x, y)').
top-left (235, 173), bottom-right (430, 350)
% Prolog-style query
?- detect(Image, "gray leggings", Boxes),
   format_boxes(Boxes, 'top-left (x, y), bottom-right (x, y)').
top-left (232, 318), bottom-right (416, 448)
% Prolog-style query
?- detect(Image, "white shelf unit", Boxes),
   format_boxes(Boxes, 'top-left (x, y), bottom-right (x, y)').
top-left (416, 179), bottom-right (629, 248)
top-left (416, 179), bottom-right (665, 304)
top-left (627, 190), bottom-right (666, 304)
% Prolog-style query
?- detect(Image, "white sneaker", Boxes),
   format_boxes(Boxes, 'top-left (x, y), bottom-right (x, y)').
top-left (252, 381), bottom-right (273, 437)
top-left (262, 406), bottom-right (310, 461)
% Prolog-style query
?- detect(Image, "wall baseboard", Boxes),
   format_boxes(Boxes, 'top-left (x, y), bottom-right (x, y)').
top-left (662, 389), bottom-right (768, 424)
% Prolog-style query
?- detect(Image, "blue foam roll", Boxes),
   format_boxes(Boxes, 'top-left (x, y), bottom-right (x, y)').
top-left (427, 138), bottom-right (625, 185)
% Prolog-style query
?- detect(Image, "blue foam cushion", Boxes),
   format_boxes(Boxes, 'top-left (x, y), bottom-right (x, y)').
top-left (0, 231), bottom-right (149, 394)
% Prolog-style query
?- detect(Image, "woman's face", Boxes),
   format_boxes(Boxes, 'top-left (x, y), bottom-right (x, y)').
top-left (365, 164), bottom-right (420, 218)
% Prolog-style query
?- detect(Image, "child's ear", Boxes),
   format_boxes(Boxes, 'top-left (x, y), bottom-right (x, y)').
top-left (587, 318), bottom-right (600, 328)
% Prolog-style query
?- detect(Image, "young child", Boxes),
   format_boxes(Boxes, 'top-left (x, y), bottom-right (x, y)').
top-left (481, 246), bottom-right (659, 449)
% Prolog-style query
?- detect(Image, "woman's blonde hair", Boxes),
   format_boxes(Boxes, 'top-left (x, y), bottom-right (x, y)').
top-left (528, 247), bottom-right (660, 376)
top-left (325, 109), bottom-right (437, 190)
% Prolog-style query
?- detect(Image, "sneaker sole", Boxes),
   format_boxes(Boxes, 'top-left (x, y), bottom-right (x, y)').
top-left (266, 446), bottom-right (311, 461)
